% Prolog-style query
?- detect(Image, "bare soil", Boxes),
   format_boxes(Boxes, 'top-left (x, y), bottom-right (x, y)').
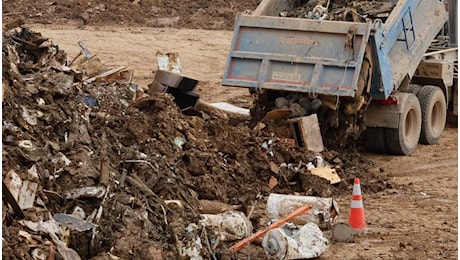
top-left (2, 0), bottom-right (458, 259)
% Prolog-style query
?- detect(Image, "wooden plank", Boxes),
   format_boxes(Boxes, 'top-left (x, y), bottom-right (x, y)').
top-left (288, 114), bottom-right (324, 152)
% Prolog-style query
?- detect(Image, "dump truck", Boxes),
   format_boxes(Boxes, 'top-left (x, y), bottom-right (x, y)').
top-left (222, 0), bottom-right (458, 155)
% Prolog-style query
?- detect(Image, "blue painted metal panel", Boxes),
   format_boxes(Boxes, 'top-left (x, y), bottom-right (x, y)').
top-left (223, 0), bottom-right (448, 100)
top-left (369, 0), bottom-right (447, 100)
top-left (222, 14), bottom-right (372, 97)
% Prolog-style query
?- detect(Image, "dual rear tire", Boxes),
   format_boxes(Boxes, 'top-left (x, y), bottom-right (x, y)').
top-left (365, 85), bottom-right (446, 155)
top-left (418, 85), bottom-right (447, 144)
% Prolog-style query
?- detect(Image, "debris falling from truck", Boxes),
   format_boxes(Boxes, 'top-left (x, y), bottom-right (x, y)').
top-left (282, 0), bottom-right (396, 22)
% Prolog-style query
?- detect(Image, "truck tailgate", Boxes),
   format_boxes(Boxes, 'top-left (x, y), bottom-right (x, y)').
top-left (222, 14), bottom-right (372, 98)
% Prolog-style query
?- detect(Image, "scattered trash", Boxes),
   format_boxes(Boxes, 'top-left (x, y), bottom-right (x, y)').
top-left (269, 176), bottom-right (278, 189)
top-left (314, 156), bottom-right (325, 167)
top-left (267, 193), bottom-right (339, 228)
top-left (83, 95), bottom-right (99, 107)
top-left (230, 204), bottom-right (311, 251)
top-left (269, 161), bottom-right (280, 174)
top-left (3, 170), bottom-right (39, 209)
top-left (3, 180), bottom-right (26, 219)
top-left (209, 102), bottom-right (250, 117)
top-left (262, 222), bottom-right (329, 259)
top-left (156, 51), bottom-right (182, 74)
top-left (283, 0), bottom-right (396, 23)
top-left (174, 137), bottom-right (186, 149)
top-left (310, 166), bottom-right (341, 184)
top-left (63, 186), bottom-right (106, 200)
top-left (199, 211), bottom-right (253, 241)
top-left (53, 213), bottom-right (97, 232)
top-left (20, 218), bottom-right (81, 260)
top-left (164, 200), bottom-right (185, 210)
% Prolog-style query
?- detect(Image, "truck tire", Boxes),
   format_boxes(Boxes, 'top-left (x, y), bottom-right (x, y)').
top-left (417, 85), bottom-right (447, 144)
top-left (407, 84), bottom-right (422, 96)
top-left (364, 127), bottom-right (387, 153)
top-left (385, 93), bottom-right (421, 155)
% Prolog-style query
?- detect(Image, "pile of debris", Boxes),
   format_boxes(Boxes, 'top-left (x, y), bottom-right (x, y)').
top-left (281, 0), bottom-right (396, 22)
top-left (2, 28), bottom-right (390, 259)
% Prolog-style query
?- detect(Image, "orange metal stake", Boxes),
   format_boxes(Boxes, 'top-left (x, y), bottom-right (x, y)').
top-left (230, 204), bottom-right (311, 252)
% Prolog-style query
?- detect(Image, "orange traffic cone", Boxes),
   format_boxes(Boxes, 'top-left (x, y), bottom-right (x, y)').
top-left (348, 177), bottom-right (366, 232)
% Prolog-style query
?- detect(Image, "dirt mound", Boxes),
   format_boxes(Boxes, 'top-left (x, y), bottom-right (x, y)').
top-left (3, 0), bottom-right (260, 30)
top-left (2, 28), bottom-right (392, 259)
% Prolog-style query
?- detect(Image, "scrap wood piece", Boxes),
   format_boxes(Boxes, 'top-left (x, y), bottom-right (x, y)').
top-left (3, 169), bottom-right (38, 210)
top-left (199, 200), bottom-right (235, 214)
top-left (2, 181), bottom-right (25, 219)
top-left (84, 66), bottom-right (127, 84)
top-left (310, 166), bottom-right (341, 184)
top-left (125, 175), bottom-right (155, 196)
top-left (230, 204), bottom-right (311, 252)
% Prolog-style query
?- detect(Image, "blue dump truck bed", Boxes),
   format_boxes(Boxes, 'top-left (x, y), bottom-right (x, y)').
top-left (222, 0), bottom-right (448, 100)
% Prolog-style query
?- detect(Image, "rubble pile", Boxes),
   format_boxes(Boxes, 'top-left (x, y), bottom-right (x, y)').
top-left (2, 28), bottom-right (390, 259)
top-left (282, 0), bottom-right (396, 22)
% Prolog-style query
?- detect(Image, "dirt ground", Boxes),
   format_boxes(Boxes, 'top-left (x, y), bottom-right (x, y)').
top-left (2, 0), bottom-right (458, 259)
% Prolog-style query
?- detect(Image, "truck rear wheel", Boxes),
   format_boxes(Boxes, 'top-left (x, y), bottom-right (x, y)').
top-left (418, 85), bottom-right (446, 144)
top-left (407, 84), bottom-right (422, 96)
top-left (385, 94), bottom-right (421, 155)
top-left (364, 127), bottom-right (387, 153)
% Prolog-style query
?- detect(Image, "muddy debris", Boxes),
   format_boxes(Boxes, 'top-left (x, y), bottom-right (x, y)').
top-left (2, 27), bottom-right (391, 259)
top-left (282, 0), bottom-right (396, 22)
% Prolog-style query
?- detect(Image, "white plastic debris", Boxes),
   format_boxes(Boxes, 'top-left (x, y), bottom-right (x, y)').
top-left (156, 52), bottom-right (182, 74)
top-left (64, 186), bottom-right (106, 200)
top-left (267, 194), bottom-right (339, 228)
top-left (262, 222), bottom-right (329, 259)
top-left (199, 211), bottom-right (253, 241)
